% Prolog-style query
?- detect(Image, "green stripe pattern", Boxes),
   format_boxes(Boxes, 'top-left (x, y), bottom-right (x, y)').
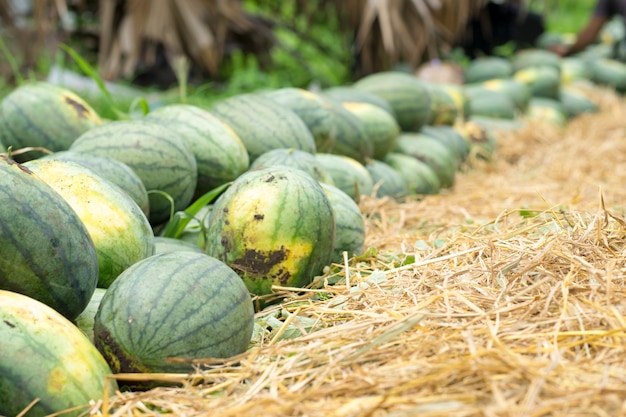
top-left (210, 93), bottom-right (316, 164)
top-left (94, 252), bottom-right (254, 374)
top-left (69, 119), bottom-right (198, 225)
top-left (0, 156), bottom-right (98, 320)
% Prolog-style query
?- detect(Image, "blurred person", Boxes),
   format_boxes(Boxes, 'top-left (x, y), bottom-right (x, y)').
top-left (551, 0), bottom-right (626, 56)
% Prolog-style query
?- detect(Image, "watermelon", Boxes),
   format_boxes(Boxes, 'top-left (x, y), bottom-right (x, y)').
top-left (559, 87), bottom-right (598, 118)
top-left (425, 83), bottom-right (459, 126)
top-left (325, 98), bottom-right (374, 163)
top-left (513, 66), bottom-right (561, 99)
top-left (24, 159), bottom-right (155, 288)
top-left (525, 98), bottom-right (568, 127)
top-left (320, 183), bottom-right (365, 264)
top-left (560, 57), bottom-right (591, 85)
top-left (464, 57), bottom-right (513, 83)
top-left (94, 252), bottom-right (254, 374)
top-left (315, 153), bottom-right (375, 201)
top-left (0, 155), bottom-right (98, 320)
top-left (69, 119), bottom-right (198, 225)
top-left (146, 104), bottom-right (250, 198)
top-left (322, 86), bottom-right (396, 117)
top-left (455, 120), bottom-right (499, 161)
top-left (384, 152), bottom-right (441, 195)
top-left (41, 150), bottom-right (150, 218)
top-left (249, 147), bottom-right (335, 185)
top-left (0, 82), bottom-right (102, 162)
top-left (353, 71), bottom-right (432, 132)
top-left (364, 158), bottom-right (410, 200)
top-left (341, 101), bottom-right (400, 160)
top-left (210, 93), bottom-right (316, 163)
top-left (153, 236), bottom-right (205, 255)
top-left (393, 134), bottom-right (457, 189)
top-left (0, 290), bottom-right (117, 417)
top-left (588, 58), bottom-right (626, 93)
top-left (205, 166), bottom-right (335, 298)
top-left (421, 125), bottom-right (471, 166)
top-left (465, 88), bottom-right (517, 120)
top-left (481, 78), bottom-right (532, 113)
top-left (511, 48), bottom-right (561, 72)
top-left (262, 87), bottom-right (337, 153)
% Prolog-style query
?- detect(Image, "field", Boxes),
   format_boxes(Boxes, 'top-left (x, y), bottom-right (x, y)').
top-left (78, 83), bottom-right (626, 416)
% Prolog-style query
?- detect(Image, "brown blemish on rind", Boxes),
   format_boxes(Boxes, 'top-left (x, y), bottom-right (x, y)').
top-left (3, 320), bottom-right (15, 328)
top-left (264, 175), bottom-right (275, 183)
top-left (232, 247), bottom-right (289, 279)
top-left (64, 95), bottom-right (90, 118)
top-left (253, 214), bottom-right (264, 221)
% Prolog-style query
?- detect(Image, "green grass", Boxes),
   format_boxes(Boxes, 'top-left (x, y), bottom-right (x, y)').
top-left (537, 0), bottom-right (597, 34)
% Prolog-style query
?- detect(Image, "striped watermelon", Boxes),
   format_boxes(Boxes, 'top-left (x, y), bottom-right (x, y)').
top-left (0, 290), bottom-right (117, 417)
top-left (315, 153), bottom-right (374, 201)
top-left (325, 99), bottom-right (374, 163)
top-left (94, 252), bottom-right (254, 374)
top-left (384, 152), bottom-right (441, 195)
top-left (0, 82), bottom-right (102, 162)
top-left (353, 71), bottom-right (432, 132)
top-left (210, 93), bottom-right (316, 163)
top-left (464, 56), bottom-right (513, 83)
top-left (0, 155), bottom-right (98, 320)
top-left (41, 150), bottom-right (150, 218)
top-left (75, 287), bottom-right (107, 342)
top-left (320, 183), bottom-right (366, 264)
top-left (206, 166), bottom-right (335, 298)
top-left (146, 104), bottom-right (250, 197)
top-left (24, 159), bottom-right (155, 288)
top-left (69, 119), bottom-right (198, 226)
top-left (249, 147), bottom-right (335, 185)
top-left (365, 158), bottom-right (410, 200)
top-left (322, 86), bottom-right (396, 117)
top-left (342, 101), bottom-right (400, 160)
top-left (153, 236), bottom-right (205, 255)
top-left (263, 88), bottom-right (337, 153)
top-left (394, 134), bottom-right (458, 189)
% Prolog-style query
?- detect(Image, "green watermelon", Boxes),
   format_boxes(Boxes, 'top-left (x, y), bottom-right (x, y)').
top-left (0, 155), bottom-right (98, 320)
top-left (341, 101), bottom-right (400, 160)
top-left (320, 183), bottom-right (365, 264)
top-left (263, 87), bottom-right (337, 153)
top-left (353, 71), bottom-right (432, 132)
top-left (561, 57), bottom-right (591, 85)
top-left (210, 93), bottom-right (316, 163)
top-left (464, 56), bottom-right (513, 83)
top-left (384, 152), bottom-right (441, 195)
top-left (425, 83), bottom-right (459, 126)
top-left (513, 66), bottom-right (561, 99)
top-left (393, 134), bottom-right (457, 188)
top-left (481, 78), bottom-right (532, 113)
top-left (146, 104), bottom-right (250, 198)
top-left (315, 153), bottom-right (375, 201)
top-left (511, 48), bottom-right (561, 72)
top-left (559, 87), bottom-right (598, 118)
top-left (420, 125), bottom-right (471, 166)
top-left (324, 98), bottom-right (374, 163)
top-left (94, 252), bottom-right (254, 374)
top-left (0, 82), bottom-right (102, 162)
top-left (465, 86), bottom-right (517, 120)
top-left (249, 147), bottom-right (335, 185)
top-left (0, 290), bottom-right (117, 417)
top-left (364, 158), bottom-right (410, 200)
top-left (525, 98), bottom-right (568, 127)
top-left (69, 119), bottom-right (198, 226)
top-left (205, 166), bottom-right (335, 298)
top-left (41, 150), bottom-right (150, 218)
top-left (588, 58), bottom-right (626, 93)
top-left (24, 159), bottom-right (155, 288)
top-left (322, 86), bottom-right (396, 117)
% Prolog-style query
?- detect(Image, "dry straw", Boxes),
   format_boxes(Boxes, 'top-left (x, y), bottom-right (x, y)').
top-left (83, 86), bottom-right (626, 416)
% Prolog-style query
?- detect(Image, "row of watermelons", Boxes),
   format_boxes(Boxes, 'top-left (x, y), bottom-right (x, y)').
top-left (0, 41), bottom-right (611, 415)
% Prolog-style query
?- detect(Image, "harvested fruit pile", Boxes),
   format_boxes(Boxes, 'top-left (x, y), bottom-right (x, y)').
top-left (2, 42), bottom-right (626, 416)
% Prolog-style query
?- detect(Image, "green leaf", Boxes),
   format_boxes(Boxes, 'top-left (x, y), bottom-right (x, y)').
top-left (59, 44), bottom-right (130, 120)
top-left (160, 182), bottom-right (231, 239)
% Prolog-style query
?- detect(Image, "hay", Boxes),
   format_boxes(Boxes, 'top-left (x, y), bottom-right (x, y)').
top-left (90, 87), bottom-right (626, 416)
